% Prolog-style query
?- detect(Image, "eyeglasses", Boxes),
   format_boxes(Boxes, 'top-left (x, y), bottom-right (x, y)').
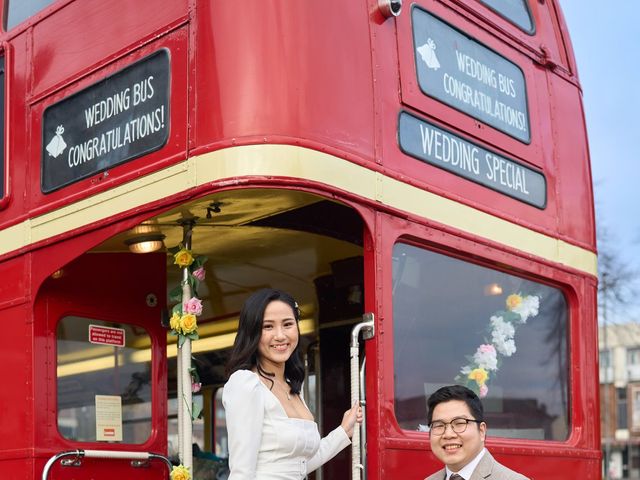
top-left (428, 417), bottom-right (483, 436)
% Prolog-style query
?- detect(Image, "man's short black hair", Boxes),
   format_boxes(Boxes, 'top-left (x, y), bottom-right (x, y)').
top-left (427, 385), bottom-right (484, 424)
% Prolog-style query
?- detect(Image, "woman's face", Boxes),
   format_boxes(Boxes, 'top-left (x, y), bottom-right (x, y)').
top-left (258, 300), bottom-right (299, 369)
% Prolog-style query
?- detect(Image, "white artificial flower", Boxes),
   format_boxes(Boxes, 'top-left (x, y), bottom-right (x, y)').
top-left (512, 295), bottom-right (540, 323)
top-left (473, 344), bottom-right (498, 371)
top-left (490, 315), bottom-right (515, 338)
top-left (491, 315), bottom-right (517, 356)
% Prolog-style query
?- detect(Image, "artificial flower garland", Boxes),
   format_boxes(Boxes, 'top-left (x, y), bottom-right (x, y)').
top-left (455, 293), bottom-right (540, 398)
top-left (167, 245), bottom-right (207, 479)
top-left (168, 245), bottom-right (207, 347)
top-left (170, 464), bottom-right (192, 480)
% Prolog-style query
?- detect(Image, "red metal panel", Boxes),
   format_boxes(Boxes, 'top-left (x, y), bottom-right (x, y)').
top-left (31, 0), bottom-right (188, 97)
top-left (193, 0), bottom-right (375, 160)
top-left (27, 26), bottom-right (190, 216)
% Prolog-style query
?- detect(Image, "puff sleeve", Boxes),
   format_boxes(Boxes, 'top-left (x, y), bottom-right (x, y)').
top-left (222, 370), bottom-right (265, 480)
top-left (307, 425), bottom-right (351, 473)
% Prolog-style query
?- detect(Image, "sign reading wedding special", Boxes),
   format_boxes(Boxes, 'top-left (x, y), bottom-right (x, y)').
top-left (412, 7), bottom-right (530, 143)
top-left (398, 111), bottom-right (546, 208)
top-left (41, 50), bottom-right (170, 193)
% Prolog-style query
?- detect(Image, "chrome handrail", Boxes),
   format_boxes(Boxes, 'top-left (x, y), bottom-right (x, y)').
top-left (350, 313), bottom-right (375, 480)
top-left (42, 449), bottom-right (173, 480)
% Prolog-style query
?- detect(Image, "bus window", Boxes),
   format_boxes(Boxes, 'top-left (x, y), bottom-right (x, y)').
top-left (0, 56), bottom-right (4, 203)
top-left (214, 388), bottom-right (228, 457)
top-left (392, 243), bottom-right (568, 441)
top-left (4, 0), bottom-right (57, 30)
top-left (478, 0), bottom-right (534, 33)
top-left (56, 316), bottom-right (153, 443)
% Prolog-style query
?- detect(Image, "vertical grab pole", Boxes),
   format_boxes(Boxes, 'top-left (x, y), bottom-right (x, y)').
top-left (178, 219), bottom-right (195, 472)
top-left (350, 313), bottom-right (375, 480)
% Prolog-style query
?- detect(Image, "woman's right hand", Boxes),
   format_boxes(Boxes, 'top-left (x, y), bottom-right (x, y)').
top-left (340, 401), bottom-right (363, 438)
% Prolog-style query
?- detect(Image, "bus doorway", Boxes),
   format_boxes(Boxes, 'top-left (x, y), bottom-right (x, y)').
top-left (35, 251), bottom-right (169, 479)
top-left (91, 188), bottom-right (371, 479)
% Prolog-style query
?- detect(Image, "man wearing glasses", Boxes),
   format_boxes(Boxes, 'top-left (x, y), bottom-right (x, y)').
top-left (424, 385), bottom-right (529, 480)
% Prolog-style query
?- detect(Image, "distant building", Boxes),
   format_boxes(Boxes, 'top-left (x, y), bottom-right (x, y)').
top-left (600, 323), bottom-right (640, 479)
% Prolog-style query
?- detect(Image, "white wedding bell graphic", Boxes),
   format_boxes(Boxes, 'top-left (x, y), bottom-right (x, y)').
top-left (46, 125), bottom-right (67, 158)
top-left (417, 38), bottom-right (441, 70)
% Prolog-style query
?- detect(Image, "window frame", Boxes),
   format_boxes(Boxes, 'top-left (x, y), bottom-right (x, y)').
top-left (377, 213), bottom-right (587, 450)
top-left (477, 0), bottom-right (536, 35)
top-left (3, 0), bottom-right (58, 31)
top-left (55, 314), bottom-right (156, 445)
top-left (0, 48), bottom-right (7, 210)
top-left (390, 238), bottom-right (571, 441)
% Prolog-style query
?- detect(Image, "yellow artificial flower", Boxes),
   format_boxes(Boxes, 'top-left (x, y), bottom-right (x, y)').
top-left (505, 294), bottom-right (522, 311)
top-left (468, 368), bottom-right (489, 386)
top-left (170, 464), bottom-right (191, 480)
top-left (174, 248), bottom-right (194, 268)
top-left (180, 313), bottom-right (198, 334)
top-left (169, 312), bottom-right (181, 332)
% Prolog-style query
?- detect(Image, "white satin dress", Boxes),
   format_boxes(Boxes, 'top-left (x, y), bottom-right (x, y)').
top-left (222, 369), bottom-right (351, 479)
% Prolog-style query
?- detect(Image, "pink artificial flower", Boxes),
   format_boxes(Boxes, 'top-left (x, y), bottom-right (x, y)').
top-left (191, 382), bottom-right (202, 393)
top-left (479, 384), bottom-right (488, 398)
top-left (478, 344), bottom-right (496, 354)
top-left (183, 297), bottom-right (203, 316)
top-left (192, 267), bottom-right (206, 281)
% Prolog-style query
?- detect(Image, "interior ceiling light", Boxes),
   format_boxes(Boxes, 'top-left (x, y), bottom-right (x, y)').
top-left (484, 283), bottom-right (503, 296)
top-left (125, 223), bottom-right (166, 254)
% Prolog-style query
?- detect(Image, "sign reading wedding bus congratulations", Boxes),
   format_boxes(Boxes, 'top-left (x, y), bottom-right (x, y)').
top-left (412, 7), bottom-right (530, 143)
top-left (399, 111), bottom-right (546, 208)
top-left (41, 50), bottom-right (170, 193)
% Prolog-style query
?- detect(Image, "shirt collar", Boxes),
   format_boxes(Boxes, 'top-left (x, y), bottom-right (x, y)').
top-left (444, 448), bottom-right (486, 480)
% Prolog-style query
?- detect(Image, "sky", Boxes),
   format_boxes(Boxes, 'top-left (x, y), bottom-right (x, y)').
top-left (560, 1), bottom-right (640, 321)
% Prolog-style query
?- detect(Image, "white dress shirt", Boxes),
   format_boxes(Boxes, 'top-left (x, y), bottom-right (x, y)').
top-left (445, 448), bottom-right (487, 480)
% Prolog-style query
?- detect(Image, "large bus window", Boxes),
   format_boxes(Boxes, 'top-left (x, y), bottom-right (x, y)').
top-left (4, 0), bottom-right (57, 30)
top-left (392, 243), bottom-right (568, 441)
top-left (478, 0), bottom-right (534, 33)
top-left (57, 316), bottom-right (153, 443)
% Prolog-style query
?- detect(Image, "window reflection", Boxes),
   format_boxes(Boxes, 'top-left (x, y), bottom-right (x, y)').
top-left (4, 0), bottom-right (56, 30)
top-left (479, 0), bottom-right (534, 33)
top-left (392, 243), bottom-right (568, 440)
top-left (57, 316), bottom-right (153, 443)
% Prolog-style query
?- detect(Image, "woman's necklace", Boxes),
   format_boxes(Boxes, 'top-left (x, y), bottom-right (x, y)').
top-left (275, 378), bottom-right (292, 400)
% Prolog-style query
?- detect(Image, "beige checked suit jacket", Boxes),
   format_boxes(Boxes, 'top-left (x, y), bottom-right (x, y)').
top-left (424, 451), bottom-right (530, 480)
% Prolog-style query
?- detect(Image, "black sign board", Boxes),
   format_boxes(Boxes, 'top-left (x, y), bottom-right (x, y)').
top-left (412, 7), bottom-right (530, 143)
top-left (42, 50), bottom-right (170, 193)
top-left (398, 111), bottom-right (546, 208)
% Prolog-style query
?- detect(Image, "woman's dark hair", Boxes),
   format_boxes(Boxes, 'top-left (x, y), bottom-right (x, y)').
top-left (225, 288), bottom-right (304, 395)
top-left (427, 385), bottom-right (485, 424)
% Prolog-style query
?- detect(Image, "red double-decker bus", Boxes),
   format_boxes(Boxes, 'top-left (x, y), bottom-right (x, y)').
top-left (0, 0), bottom-right (599, 478)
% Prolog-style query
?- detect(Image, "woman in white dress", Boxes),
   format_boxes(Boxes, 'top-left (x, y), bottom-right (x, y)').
top-left (222, 288), bottom-right (362, 479)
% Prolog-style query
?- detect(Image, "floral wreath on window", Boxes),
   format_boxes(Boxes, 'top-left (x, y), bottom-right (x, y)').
top-left (455, 293), bottom-right (540, 398)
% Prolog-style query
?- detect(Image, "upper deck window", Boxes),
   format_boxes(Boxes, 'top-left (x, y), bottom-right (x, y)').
top-left (392, 243), bottom-right (569, 441)
top-left (479, 0), bottom-right (534, 34)
top-left (0, 56), bottom-right (4, 202)
top-left (4, 0), bottom-right (56, 30)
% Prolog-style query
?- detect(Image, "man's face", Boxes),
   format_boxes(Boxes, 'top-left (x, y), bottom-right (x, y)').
top-left (429, 399), bottom-right (486, 472)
